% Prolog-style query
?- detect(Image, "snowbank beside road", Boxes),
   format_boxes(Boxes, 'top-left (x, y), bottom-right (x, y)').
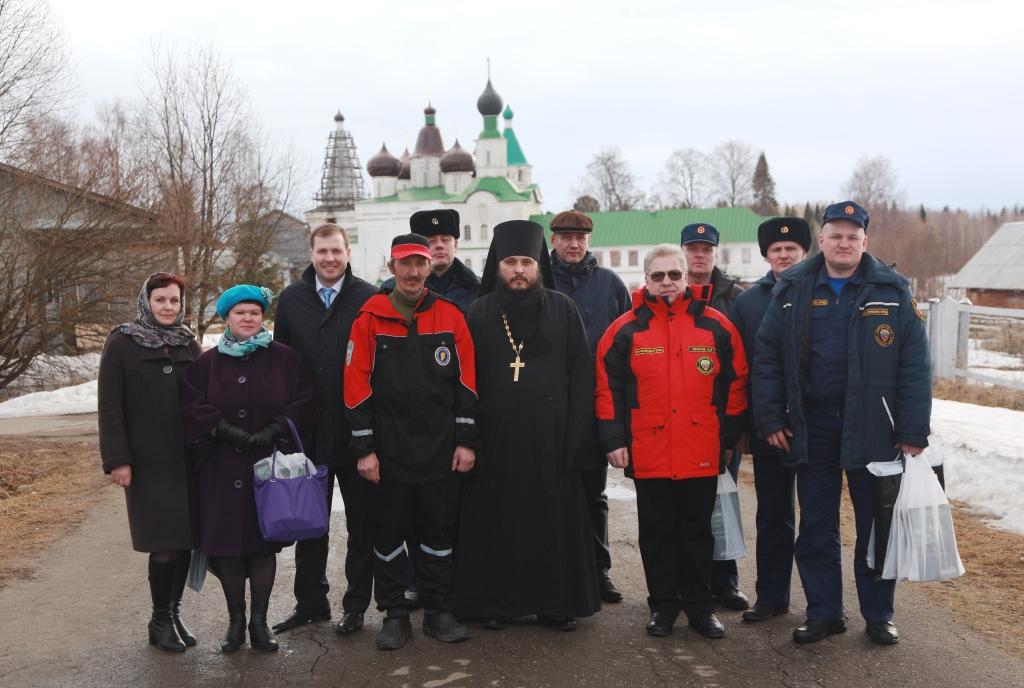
top-left (0, 380), bottom-right (98, 418)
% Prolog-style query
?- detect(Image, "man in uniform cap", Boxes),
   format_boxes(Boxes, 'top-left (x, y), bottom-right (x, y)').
top-left (679, 222), bottom-right (749, 611)
top-left (728, 217), bottom-right (810, 623)
top-left (455, 220), bottom-right (602, 631)
top-left (754, 201), bottom-right (932, 645)
top-left (382, 209), bottom-right (480, 312)
top-left (345, 233), bottom-right (480, 650)
top-left (548, 209), bottom-right (630, 604)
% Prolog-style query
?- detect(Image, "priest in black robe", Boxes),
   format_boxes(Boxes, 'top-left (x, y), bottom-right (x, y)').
top-left (455, 220), bottom-right (601, 631)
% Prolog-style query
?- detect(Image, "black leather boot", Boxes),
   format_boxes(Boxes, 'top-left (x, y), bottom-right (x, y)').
top-left (148, 560), bottom-right (187, 653)
top-left (248, 612), bottom-right (279, 652)
top-left (221, 604), bottom-right (247, 653)
top-left (172, 553), bottom-right (196, 647)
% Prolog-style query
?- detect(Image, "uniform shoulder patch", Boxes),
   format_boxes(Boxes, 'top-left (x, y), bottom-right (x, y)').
top-left (874, 323), bottom-right (895, 347)
top-left (696, 355), bottom-right (715, 375)
top-left (434, 345), bottom-right (451, 366)
top-left (912, 298), bottom-right (926, 322)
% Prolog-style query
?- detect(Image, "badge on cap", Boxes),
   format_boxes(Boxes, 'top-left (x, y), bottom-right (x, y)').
top-left (845, 205), bottom-right (855, 215)
top-left (781, 225), bottom-right (790, 234)
top-left (696, 356), bottom-right (715, 375)
top-left (874, 324), bottom-right (894, 347)
top-left (697, 226), bottom-right (706, 234)
top-left (431, 217), bottom-right (439, 225)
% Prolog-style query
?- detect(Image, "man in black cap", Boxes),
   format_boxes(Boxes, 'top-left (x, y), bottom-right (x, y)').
top-left (754, 201), bottom-right (932, 645)
top-left (382, 208), bottom-right (480, 312)
top-left (345, 233), bottom-right (480, 650)
top-left (548, 209), bottom-right (629, 604)
top-left (728, 218), bottom-right (810, 623)
top-left (455, 220), bottom-right (602, 631)
top-left (679, 222), bottom-right (749, 611)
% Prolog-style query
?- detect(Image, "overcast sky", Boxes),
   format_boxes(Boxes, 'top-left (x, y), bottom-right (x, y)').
top-left (49, 0), bottom-right (1023, 215)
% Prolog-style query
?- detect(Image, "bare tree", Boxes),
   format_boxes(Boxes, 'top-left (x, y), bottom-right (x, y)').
top-left (656, 148), bottom-right (710, 208)
top-left (573, 194), bottom-right (600, 212)
top-left (576, 147), bottom-right (643, 211)
top-left (842, 155), bottom-right (903, 209)
top-left (140, 44), bottom-right (298, 336)
top-left (0, 0), bottom-right (70, 154)
top-left (710, 140), bottom-right (755, 207)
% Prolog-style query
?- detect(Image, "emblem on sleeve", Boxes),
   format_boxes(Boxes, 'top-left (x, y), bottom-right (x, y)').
top-left (346, 340), bottom-right (354, 366)
top-left (696, 355), bottom-right (715, 375)
top-left (912, 298), bottom-right (926, 322)
top-left (434, 345), bottom-right (451, 366)
top-left (874, 323), bottom-right (895, 347)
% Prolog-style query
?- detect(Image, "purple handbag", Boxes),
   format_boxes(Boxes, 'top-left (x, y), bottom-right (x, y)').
top-left (252, 418), bottom-right (329, 543)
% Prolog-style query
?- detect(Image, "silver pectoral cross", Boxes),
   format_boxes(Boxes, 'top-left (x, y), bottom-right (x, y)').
top-left (510, 355), bottom-right (525, 382)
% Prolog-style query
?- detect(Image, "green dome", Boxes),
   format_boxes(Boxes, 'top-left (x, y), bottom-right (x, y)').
top-left (503, 104), bottom-right (514, 120)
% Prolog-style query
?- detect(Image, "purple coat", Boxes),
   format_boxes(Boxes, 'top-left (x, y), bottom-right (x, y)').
top-left (181, 341), bottom-right (314, 557)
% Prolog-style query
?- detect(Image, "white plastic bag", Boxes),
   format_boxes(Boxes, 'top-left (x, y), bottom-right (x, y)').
top-left (253, 451), bottom-right (316, 481)
top-left (881, 453), bottom-right (965, 582)
top-left (711, 472), bottom-right (746, 561)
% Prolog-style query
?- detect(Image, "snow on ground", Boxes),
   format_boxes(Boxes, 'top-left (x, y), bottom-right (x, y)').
top-left (967, 340), bottom-right (1024, 383)
top-left (1, 383), bottom-right (1022, 534)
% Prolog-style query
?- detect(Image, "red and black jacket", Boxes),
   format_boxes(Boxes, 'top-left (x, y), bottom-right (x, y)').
top-left (344, 289), bottom-right (479, 483)
top-left (595, 287), bottom-right (748, 480)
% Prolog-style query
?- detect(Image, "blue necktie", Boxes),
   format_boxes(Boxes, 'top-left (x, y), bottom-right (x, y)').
top-left (319, 287), bottom-right (333, 309)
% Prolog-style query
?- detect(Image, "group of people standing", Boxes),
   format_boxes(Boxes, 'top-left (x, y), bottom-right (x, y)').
top-left (98, 198), bottom-right (931, 655)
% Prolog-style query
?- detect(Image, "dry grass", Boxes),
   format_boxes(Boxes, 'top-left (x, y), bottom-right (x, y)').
top-left (0, 438), bottom-right (108, 587)
top-left (932, 378), bottom-right (1024, 411)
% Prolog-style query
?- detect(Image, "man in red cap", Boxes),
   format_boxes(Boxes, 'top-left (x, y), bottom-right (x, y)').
top-left (345, 233), bottom-right (479, 650)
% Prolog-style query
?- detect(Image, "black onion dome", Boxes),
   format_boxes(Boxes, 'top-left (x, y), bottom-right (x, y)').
top-left (367, 143), bottom-right (401, 177)
top-left (476, 79), bottom-right (503, 116)
top-left (398, 148), bottom-right (411, 180)
top-left (440, 140), bottom-right (475, 173)
top-left (413, 105), bottom-right (445, 157)
top-left (334, 110), bottom-right (344, 122)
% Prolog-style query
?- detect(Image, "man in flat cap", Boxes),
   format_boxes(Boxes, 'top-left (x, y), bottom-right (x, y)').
top-left (548, 209), bottom-right (630, 604)
top-left (345, 234), bottom-right (479, 650)
top-left (382, 209), bottom-right (480, 312)
top-left (727, 217), bottom-right (810, 623)
top-left (679, 222), bottom-right (749, 611)
top-left (753, 201), bottom-right (932, 645)
top-left (456, 220), bottom-right (601, 632)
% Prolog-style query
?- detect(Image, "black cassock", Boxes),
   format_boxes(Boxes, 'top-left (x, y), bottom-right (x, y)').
top-left (455, 287), bottom-right (602, 620)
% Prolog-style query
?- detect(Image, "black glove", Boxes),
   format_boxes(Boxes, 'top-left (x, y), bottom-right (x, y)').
top-left (216, 420), bottom-right (252, 450)
top-left (248, 421), bottom-right (284, 450)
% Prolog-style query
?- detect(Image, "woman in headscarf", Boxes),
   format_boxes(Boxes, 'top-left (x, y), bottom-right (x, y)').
top-left (181, 284), bottom-right (314, 652)
top-left (98, 272), bottom-right (202, 653)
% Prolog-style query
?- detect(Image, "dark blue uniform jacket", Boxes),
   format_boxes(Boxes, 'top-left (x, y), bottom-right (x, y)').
top-left (551, 251), bottom-right (630, 354)
top-left (752, 252), bottom-right (931, 470)
top-left (729, 270), bottom-right (777, 456)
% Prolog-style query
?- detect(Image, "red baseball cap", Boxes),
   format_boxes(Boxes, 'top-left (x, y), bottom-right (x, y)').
top-left (390, 233), bottom-right (431, 261)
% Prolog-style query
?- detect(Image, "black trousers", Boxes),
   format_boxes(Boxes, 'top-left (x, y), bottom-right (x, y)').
top-left (370, 475), bottom-right (460, 615)
top-left (751, 451), bottom-right (796, 608)
top-left (711, 451), bottom-right (741, 592)
top-left (634, 476), bottom-right (718, 618)
top-left (292, 464), bottom-right (374, 614)
top-left (582, 464), bottom-right (612, 573)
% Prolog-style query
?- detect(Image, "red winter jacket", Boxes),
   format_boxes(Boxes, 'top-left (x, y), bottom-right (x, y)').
top-left (595, 288), bottom-right (748, 480)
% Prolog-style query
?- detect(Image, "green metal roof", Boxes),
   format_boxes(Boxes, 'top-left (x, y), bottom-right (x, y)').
top-left (503, 127), bottom-right (527, 166)
top-left (447, 176), bottom-right (535, 203)
top-left (530, 207), bottom-right (765, 247)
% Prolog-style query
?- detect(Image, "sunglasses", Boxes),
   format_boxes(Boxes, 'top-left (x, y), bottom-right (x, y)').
top-left (648, 270), bottom-right (684, 282)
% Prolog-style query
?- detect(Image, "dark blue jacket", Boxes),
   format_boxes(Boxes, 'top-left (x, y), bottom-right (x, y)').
top-left (551, 251), bottom-right (630, 354)
top-left (752, 252), bottom-right (931, 469)
top-left (381, 257), bottom-right (480, 312)
top-left (729, 269), bottom-right (777, 456)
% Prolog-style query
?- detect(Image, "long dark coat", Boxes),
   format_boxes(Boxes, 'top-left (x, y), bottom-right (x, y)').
top-left (455, 288), bottom-right (601, 620)
top-left (274, 264), bottom-right (377, 467)
top-left (181, 341), bottom-right (314, 557)
top-left (97, 332), bottom-right (202, 553)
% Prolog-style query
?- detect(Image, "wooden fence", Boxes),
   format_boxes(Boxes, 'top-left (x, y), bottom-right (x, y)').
top-left (923, 297), bottom-right (1024, 390)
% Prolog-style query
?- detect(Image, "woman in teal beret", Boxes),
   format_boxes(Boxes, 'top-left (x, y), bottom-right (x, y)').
top-left (182, 284), bottom-right (315, 652)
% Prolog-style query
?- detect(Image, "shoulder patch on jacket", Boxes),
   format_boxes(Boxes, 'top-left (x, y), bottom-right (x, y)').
top-left (912, 298), bottom-right (926, 321)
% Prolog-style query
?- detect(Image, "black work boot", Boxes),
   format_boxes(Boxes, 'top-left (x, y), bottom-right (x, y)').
top-left (221, 603), bottom-right (247, 653)
top-left (377, 614), bottom-right (413, 651)
top-left (248, 598), bottom-right (279, 652)
top-left (423, 611), bottom-right (470, 643)
top-left (171, 553), bottom-right (196, 647)
top-left (148, 560), bottom-right (187, 653)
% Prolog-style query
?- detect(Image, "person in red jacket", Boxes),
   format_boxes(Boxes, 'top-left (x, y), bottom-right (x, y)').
top-left (595, 243), bottom-right (748, 640)
top-left (345, 234), bottom-right (479, 651)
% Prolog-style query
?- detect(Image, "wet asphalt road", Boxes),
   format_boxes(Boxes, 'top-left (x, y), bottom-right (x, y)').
top-left (1, 417), bottom-right (1022, 687)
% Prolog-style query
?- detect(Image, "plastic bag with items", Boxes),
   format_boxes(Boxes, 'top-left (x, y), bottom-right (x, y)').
top-left (880, 452), bottom-right (965, 582)
top-left (711, 471), bottom-right (746, 561)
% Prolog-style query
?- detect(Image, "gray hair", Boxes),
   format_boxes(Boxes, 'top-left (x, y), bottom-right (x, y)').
top-left (643, 244), bottom-right (687, 275)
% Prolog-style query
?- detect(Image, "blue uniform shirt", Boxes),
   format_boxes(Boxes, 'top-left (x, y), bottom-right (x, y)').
top-left (805, 264), bottom-right (863, 406)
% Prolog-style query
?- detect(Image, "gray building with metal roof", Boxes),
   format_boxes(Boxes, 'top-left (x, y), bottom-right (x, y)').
top-left (948, 221), bottom-right (1024, 308)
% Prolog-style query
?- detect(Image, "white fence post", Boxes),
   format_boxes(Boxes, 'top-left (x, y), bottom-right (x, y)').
top-left (927, 296), bottom-right (961, 380)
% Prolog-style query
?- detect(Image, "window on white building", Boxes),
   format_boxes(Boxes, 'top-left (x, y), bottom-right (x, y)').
top-left (464, 225), bottom-right (472, 241)
top-left (742, 247), bottom-right (751, 264)
top-left (610, 250), bottom-right (621, 267)
top-left (480, 224), bottom-right (489, 241)
top-left (720, 248), bottom-right (730, 264)
top-left (628, 250), bottom-right (638, 267)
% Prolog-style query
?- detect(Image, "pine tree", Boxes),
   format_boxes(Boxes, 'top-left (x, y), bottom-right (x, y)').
top-left (750, 152), bottom-right (779, 215)
top-left (919, 204), bottom-right (927, 222)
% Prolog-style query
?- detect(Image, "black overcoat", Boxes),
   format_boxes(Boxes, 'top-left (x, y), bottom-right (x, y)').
top-left (274, 264), bottom-right (377, 467)
top-left (97, 332), bottom-right (202, 552)
top-left (181, 341), bottom-right (315, 557)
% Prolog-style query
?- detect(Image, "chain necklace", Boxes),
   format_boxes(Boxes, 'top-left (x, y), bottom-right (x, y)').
top-left (501, 311), bottom-right (526, 382)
